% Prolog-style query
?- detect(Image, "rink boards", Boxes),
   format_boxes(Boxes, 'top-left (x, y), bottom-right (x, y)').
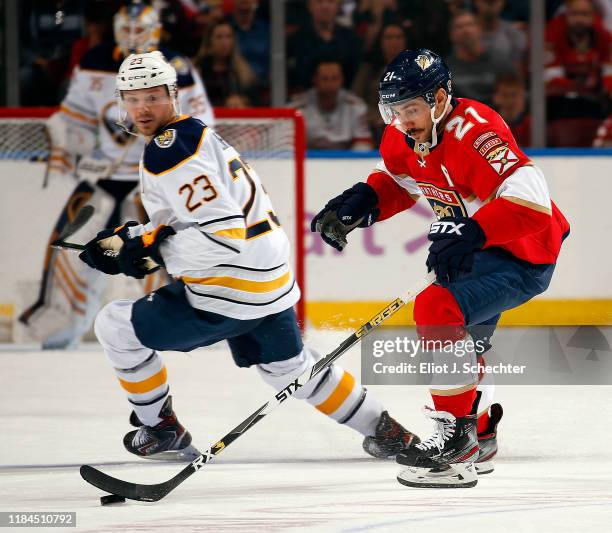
top-left (0, 153), bottom-right (611, 340)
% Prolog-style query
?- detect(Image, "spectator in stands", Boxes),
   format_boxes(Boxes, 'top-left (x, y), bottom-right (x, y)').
top-left (194, 20), bottom-right (257, 106)
top-left (500, 0), bottom-right (530, 22)
top-left (352, 0), bottom-right (399, 53)
top-left (445, 0), bottom-right (470, 16)
top-left (228, 0), bottom-right (270, 81)
top-left (545, 0), bottom-right (612, 120)
top-left (290, 57), bottom-right (374, 150)
top-left (493, 73), bottom-right (531, 147)
top-left (473, 0), bottom-right (527, 66)
top-left (352, 22), bottom-right (408, 142)
top-left (159, 0), bottom-right (224, 56)
top-left (225, 93), bottom-right (251, 108)
top-left (287, 0), bottom-right (363, 93)
top-left (68, 1), bottom-right (116, 75)
top-left (593, 114), bottom-right (612, 146)
top-left (445, 10), bottom-right (515, 106)
top-left (19, 0), bottom-right (85, 105)
top-left (353, 0), bottom-right (454, 57)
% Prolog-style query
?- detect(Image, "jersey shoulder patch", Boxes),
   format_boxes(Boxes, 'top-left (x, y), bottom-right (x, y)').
top-left (160, 47), bottom-right (196, 87)
top-left (144, 117), bottom-right (206, 175)
top-left (154, 129), bottom-right (177, 148)
top-left (79, 43), bottom-right (121, 72)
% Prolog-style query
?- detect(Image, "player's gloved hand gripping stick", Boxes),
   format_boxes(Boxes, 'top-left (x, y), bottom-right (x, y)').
top-left (79, 271), bottom-right (435, 503)
top-left (79, 223), bottom-right (175, 278)
top-left (52, 205), bottom-right (173, 277)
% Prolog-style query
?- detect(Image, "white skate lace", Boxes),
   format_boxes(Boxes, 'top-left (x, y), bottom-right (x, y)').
top-left (415, 415), bottom-right (455, 452)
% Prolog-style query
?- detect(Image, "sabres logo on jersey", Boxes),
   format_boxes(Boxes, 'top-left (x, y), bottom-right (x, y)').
top-left (486, 145), bottom-right (519, 175)
top-left (154, 129), bottom-right (177, 149)
top-left (416, 54), bottom-right (434, 71)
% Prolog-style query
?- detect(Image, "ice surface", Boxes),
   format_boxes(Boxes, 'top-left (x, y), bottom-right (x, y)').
top-left (1, 330), bottom-right (611, 532)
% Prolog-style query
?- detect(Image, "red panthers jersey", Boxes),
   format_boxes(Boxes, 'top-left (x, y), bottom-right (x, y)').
top-left (367, 98), bottom-right (569, 265)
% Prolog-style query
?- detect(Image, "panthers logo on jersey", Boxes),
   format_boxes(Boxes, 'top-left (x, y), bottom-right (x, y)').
top-left (154, 129), bottom-right (177, 149)
top-left (419, 182), bottom-right (468, 218)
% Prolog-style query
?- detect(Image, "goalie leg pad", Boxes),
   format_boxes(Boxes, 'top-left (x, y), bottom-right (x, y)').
top-left (19, 181), bottom-right (117, 347)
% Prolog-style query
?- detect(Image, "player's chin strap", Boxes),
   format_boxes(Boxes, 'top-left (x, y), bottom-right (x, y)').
top-left (414, 94), bottom-right (452, 155)
top-left (430, 94), bottom-right (452, 147)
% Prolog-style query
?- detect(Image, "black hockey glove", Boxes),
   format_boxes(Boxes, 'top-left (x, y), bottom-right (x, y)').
top-left (426, 217), bottom-right (486, 285)
top-left (79, 222), bottom-right (140, 275)
top-left (311, 182), bottom-right (380, 251)
top-left (116, 225), bottom-right (176, 279)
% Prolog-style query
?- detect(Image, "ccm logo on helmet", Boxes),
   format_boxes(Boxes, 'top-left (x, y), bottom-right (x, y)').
top-left (429, 221), bottom-right (465, 235)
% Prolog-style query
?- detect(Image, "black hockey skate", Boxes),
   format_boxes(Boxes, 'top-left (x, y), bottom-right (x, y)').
top-left (396, 407), bottom-right (479, 488)
top-left (124, 396), bottom-right (200, 462)
top-left (363, 411), bottom-right (420, 459)
top-left (475, 403), bottom-right (503, 475)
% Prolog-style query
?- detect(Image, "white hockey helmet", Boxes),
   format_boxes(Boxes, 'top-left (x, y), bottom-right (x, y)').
top-left (116, 51), bottom-right (179, 132)
top-left (113, 0), bottom-right (161, 56)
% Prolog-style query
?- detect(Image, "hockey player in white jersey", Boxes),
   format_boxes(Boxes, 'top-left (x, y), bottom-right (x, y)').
top-left (19, 0), bottom-right (214, 349)
top-left (78, 51), bottom-right (420, 462)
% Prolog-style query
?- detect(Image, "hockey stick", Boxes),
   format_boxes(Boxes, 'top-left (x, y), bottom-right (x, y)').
top-left (18, 202), bottom-right (95, 326)
top-left (50, 241), bottom-right (85, 252)
top-left (80, 271), bottom-right (436, 502)
top-left (50, 205), bottom-right (95, 250)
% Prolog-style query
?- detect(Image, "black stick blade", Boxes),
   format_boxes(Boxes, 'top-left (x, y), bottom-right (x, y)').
top-left (53, 204), bottom-right (95, 244)
top-left (80, 464), bottom-right (183, 502)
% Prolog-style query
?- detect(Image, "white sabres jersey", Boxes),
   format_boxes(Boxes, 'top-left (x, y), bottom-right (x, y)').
top-left (137, 115), bottom-right (300, 320)
top-left (58, 43), bottom-right (214, 181)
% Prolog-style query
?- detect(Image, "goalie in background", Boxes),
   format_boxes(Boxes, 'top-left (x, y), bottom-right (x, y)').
top-left (18, 0), bottom-right (214, 349)
top-left (78, 51), bottom-right (420, 462)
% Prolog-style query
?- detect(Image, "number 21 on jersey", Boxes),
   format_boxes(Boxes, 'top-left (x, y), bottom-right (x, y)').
top-left (445, 106), bottom-right (488, 140)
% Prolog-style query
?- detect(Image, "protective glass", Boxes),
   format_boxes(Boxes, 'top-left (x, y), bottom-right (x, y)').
top-left (378, 96), bottom-right (431, 125)
top-left (120, 90), bottom-right (174, 111)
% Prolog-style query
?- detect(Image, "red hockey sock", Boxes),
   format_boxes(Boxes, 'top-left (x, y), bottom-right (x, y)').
top-left (477, 410), bottom-right (490, 434)
top-left (431, 388), bottom-right (477, 418)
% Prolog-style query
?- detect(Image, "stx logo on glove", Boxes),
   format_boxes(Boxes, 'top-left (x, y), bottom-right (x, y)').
top-left (429, 220), bottom-right (465, 235)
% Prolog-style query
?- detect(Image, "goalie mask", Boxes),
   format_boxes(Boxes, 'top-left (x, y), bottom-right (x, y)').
top-left (114, 1), bottom-right (161, 56)
top-left (116, 51), bottom-right (179, 133)
top-left (378, 48), bottom-right (453, 153)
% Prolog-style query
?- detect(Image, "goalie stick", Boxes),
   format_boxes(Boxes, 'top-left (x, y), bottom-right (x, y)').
top-left (18, 202), bottom-right (95, 327)
top-left (51, 204), bottom-right (95, 249)
top-left (80, 271), bottom-right (436, 502)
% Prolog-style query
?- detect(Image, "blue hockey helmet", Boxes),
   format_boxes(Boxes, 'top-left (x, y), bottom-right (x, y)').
top-left (378, 48), bottom-right (452, 125)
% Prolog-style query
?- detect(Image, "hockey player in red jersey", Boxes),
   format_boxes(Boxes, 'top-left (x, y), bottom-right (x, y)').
top-left (312, 49), bottom-right (569, 488)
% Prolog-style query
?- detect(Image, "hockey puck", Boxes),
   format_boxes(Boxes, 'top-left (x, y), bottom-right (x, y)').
top-left (100, 494), bottom-right (126, 506)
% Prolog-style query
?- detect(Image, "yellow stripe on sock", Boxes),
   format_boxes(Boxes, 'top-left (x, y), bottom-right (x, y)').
top-left (119, 367), bottom-right (167, 394)
top-left (316, 371), bottom-right (356, 415)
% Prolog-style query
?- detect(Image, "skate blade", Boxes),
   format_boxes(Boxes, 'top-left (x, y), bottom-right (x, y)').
top-left (139, 444), bottom-right (201, 463)
top-left (397, 463), bottom-right (478, 488)
top-left (475, 460), bottom-right (494, 475)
